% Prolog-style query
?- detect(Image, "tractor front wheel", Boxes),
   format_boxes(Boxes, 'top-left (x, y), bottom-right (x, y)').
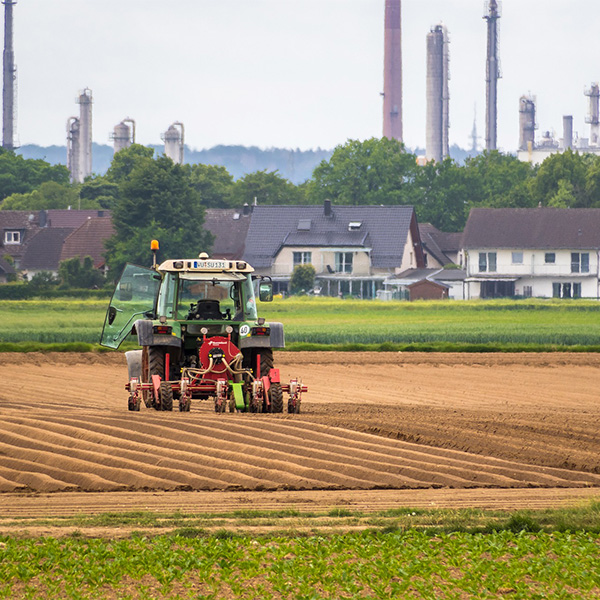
top-left (159, 381), bottom-right (173, 411)
top-left (269, 382), bottom-right (283, 413)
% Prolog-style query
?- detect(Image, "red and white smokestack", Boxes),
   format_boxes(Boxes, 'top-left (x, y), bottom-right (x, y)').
top-left (383, 0), bottom-right (402, 142)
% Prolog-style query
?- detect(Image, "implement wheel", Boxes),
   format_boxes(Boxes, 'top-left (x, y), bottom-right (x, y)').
top-left (270, 382), bottom-right (284, 413)
top-left (159, 381), bottom-right (173, 411)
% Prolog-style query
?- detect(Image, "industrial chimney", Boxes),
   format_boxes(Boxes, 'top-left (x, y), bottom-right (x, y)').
top-left (585, 83), bottom-right (599, 146)
top-left (425, 24), bottom-right (450, 163)
top-left (562, 116), bottom-right (573, 150)
top-left (518, 96), bottom-right (535, 151)
top-left (111, 118), bottom-right (135, 154)
top-left (77, 88), bottom-right (93, 180)
top-left (162, 122), bottom-right (184, 164)
top-left (484, 0), bottom-right (501, 151)
top-left (383, 0), bottom-right (402, 141)
top-left (2, 0), bottom-right (16, 151)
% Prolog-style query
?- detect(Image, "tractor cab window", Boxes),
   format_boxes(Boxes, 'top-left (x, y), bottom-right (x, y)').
top-left (175, 272), bottom-right (256, 321)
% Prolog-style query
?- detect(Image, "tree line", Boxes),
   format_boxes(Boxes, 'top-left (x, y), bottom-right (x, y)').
top-left (2, 138), bottom-right (600, 282)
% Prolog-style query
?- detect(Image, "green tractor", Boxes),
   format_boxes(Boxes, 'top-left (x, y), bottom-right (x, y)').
top-left (100, 248), bottom-right (305, 413)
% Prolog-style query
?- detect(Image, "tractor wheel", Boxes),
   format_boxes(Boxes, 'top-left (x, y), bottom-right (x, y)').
top-left (144, 346), bottom-right (165, 410)
top-left (260, 349), bottom-right (274, 377)
top-left (269, 382), bottom-right (284, 413)
top-left (159, 381), bottom-right (174, 411)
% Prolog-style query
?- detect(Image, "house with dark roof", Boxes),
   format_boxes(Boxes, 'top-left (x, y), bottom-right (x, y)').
top-left (419, 223), bottom-right (462, 268)
top-left (0, 210), bottom-right (113, 280)
top-left (203, 207), bottom-right (252, 260)
top-left (242, 200), bottom-right (426, 297)
top-left (462, 207), bottom-right (600, 299)
top-left (382, 267), bottom-right (466, 300)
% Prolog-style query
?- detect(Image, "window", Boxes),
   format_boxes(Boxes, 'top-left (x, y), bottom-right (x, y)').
top-left (553, 282), bottom-right (582, 298)
top-left (4, 230), bottom-right (20, 244)
top-left (512, 252), bottom-right (523, 264)
top-left (478, 252), bottom-right (497, 272)
top-left (297, 219), bottom-right (311, 231)
top-left (545, 253), bottom-right (556, 264)
top-left (348, 221), bottom-right (362, 231)
top-left (571, 252), bottom-right (589, 273)
top-left (293, 251), bottom-right (312, 266)
top-left (523, 285), bottom-right (533, 298)
top-left (335, 252), bottom-right (353, 273)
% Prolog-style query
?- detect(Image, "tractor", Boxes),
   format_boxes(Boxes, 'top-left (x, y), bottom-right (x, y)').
top-left (100, 243), bottom-right (306, 413)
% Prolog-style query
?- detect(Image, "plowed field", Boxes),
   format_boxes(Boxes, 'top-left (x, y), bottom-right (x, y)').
top-left (1, 352), bottom-right (599, 515)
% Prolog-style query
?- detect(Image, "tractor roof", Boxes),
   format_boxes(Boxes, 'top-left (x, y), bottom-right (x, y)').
top-left (157, 257), bottom-right (255, 275)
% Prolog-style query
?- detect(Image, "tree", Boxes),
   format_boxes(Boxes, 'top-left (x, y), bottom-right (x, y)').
top-left (188, 163), bottom-right (235, 208)
top-left (105, 144), bottom-right (155, 184)
top-left (0, 148), bottom-right (70, 201)
top-left (412, 158), bottom-right (469, 231)
top-left (105, 155), bottom-right (213, 277)
top-left (232, 170), bottom-right (305, 206)
top-left (0, 181), bottom-right (86, 210)
top-left (79, 177), bottom-right (120, 210)
top-left (289, 264), bottom-right (316, 295)
top-left (309, 138), bottom-right (419, 205)
top-left (529, 149), bottom-right (589, 208)
top-left (58, 256), bottom-right (105, 289)
top-left (461, 151), bottom-right (536, 210)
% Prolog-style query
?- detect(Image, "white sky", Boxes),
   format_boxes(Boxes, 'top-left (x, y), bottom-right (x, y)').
top-left (13, 0), bottom-right (600, 153)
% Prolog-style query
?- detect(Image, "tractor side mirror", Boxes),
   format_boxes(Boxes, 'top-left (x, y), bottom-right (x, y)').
top-left (258, 281), bottom-right (273, 302)
top-left (107, 306), bottom-right (117, 325)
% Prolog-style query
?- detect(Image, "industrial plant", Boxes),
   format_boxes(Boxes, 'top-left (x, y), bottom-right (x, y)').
top-left (1, 0), bottom-right (599, 174)
top-left (517, 85), bottom-right (600, 165)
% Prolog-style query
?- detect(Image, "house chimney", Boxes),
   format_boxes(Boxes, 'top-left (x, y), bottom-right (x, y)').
top-left (242, 203), bottom-right (251, 216)
top-left (324, 199), bottom-right (332, 217)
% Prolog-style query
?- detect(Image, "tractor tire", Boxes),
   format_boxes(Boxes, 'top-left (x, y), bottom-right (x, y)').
top-left (260, 349), bottom-right (274, 377)
top-left (159, 381), bottom-right (174, 411)
top-left (269, 382), bottom-right (284, 413)
top-left (144, 346), bottom-right (165, 410)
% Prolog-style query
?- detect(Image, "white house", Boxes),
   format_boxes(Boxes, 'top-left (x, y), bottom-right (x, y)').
top-left (462, 207), bottom-right (600, 299)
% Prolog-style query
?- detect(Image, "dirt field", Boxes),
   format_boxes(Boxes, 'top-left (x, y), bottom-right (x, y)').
top-left (1, 351), bottom-right (599, 517)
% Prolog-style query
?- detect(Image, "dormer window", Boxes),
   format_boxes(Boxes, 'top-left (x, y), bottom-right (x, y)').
top-left (348, 222), bottom-right (362, 231)
top-left (4, 230), bottom-right (20, 244)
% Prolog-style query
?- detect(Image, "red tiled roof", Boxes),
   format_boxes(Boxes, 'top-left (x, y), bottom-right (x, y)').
top-left (60, 217), bottom-right (115, 268)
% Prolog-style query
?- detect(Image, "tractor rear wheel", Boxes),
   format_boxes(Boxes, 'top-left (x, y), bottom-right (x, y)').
top-left (159, 381), bottom-right (173, 411)
top-left (270, 382), bottom-right (283, 413)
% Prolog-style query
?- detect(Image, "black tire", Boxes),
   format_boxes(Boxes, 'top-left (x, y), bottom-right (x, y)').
top-left (270, 382), bottom-right (283, 413)
top-left (259, 349), bottom-right (274, 378)
top-left (159, 381), bottom-right (173, 411)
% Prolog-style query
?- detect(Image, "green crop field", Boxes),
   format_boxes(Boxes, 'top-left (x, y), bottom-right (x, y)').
top-left (1, 297), bottom-right (600, 352)
top-left (2, 505), bottom-right (600, 599)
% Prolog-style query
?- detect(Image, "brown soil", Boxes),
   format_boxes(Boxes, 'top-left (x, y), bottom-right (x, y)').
top-left (1, 351), bottom-right (599, 517)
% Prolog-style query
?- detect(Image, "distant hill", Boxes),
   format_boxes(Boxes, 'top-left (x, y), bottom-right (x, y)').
top-left (17, 142), bottom-right (478, 184)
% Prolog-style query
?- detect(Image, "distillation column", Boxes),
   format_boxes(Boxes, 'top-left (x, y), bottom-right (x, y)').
top-left (518, 96), bottom-right (535, 151)
top-left (383, 0), bottom-right (402, 141)
top-left (111, 118), bottom-right (135, 153)
top-left (162, 122), bottom-right (184, 164)
top-left (77, 88), bottom-right (93, 181)
top-left (585, 83), bottom-right (599, 147)
top-left (2, 0), bottom-right (16, 151)
top-left (484, 0), bottom-right (500, 151)
top-left (425, 25), bottom-right (449, 162)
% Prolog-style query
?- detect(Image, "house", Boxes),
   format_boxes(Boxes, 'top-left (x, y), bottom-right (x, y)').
top-left (0, 211), bottom-right (44, 270)
top-left (419, 223), bottom-right (462, 268)
top-left (60, 216), bottom-right (115, 272)
top-left (462, 207), bottom-right (600, 299)
top-left (0, 210), bottom-right (113, 280)
top-left (0, 256), bottom-right (15, 282)
top-left (20, 228), bottom-right (75, 279)
top-left (242, 200), bottom-right (425, 297)
top-left (203, 207), bottom-right (252, 260)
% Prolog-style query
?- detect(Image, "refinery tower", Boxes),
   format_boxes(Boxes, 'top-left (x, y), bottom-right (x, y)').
top-left (383, 0), bottom-right (402, 141)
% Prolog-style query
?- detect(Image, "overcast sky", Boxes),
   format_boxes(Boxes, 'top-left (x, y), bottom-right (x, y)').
top-left (13, 0), bottom-right (600, 154)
